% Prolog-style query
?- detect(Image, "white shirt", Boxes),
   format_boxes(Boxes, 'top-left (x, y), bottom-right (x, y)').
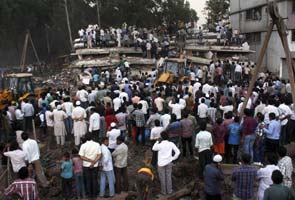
top-left (262, 105), bottom-right (279, 124)
top-left (15, 109), bottom-right (24, 120)
top-left (107, 128), bottom-right (121, 149)
top-left (22, 103), bottom-right (34, 117)
top-left (168, 101), bottom-right (185, 120)
top-left (79, 140), bottom-right (101, 167)
top-left (89, 112), bottom-right (101, 132)
top-left (150, 126), bottom-right (165, 140)
top-left (219, 105), bottom-right (234, 118)
top-left (22, 139), bottom-right (40, 163)
top-left (112, 143), bottom-right (128, 168)
top-left (113, 97), bottom-right (122, 112)
top-left (139, 100), bottom-right (149, 114)
top-left (154, 97), bottom-right (165, 112)
top-left (160, 114), bottom-right (171, 129)
top-left (4, 150), bottom-right (27, 172)
top-left (195, 131), bottom-right (213, 152)
top-left (76, 89), bottom-right (88, 102)
top-left (45, 110), bottom-right (54, 127)
top-left (202, 84), bottom-right (212, 95)
top-left (152, 140), bottom-right (180, 167)
top-left (198, 103), bottom-right (208, 118)
top-left (235, 64), bottom-right (242, 72)
top-left (278, 104), bottom-right (292, 126)
top-left (62, 102), bottom-right (74, 116)
top-left (119, 92), bottom-right (129, 102)
top-left (101, 144), bottom-right (113, 171)
top-left (257, 165), bottom-right (280, 200)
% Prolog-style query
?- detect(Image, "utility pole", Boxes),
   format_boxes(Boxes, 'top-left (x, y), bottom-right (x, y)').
top-left (64, 0), bottom-right (73, 51)
top-left (97, 0), bottom-right (101, 27)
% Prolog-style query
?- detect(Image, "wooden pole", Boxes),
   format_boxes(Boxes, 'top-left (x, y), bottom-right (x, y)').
top-left (32, 119), bottom-right (37, 141)
top-left (277, 24), bottom-right (295, 114)
top-left (20, 32), bottom-right (29, 72)
top-left (96, 0), bottom-right (101, 27)
top-left (28, 32), bottom-right (41, 64)
top-left (238, 23), bottom-right (274, 116)
top-left (64, 0), bottom-right (73, 51)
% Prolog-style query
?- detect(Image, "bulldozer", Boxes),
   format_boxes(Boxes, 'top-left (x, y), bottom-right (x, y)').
top-left (154, 56), bottom-right (211, 86)
top-left (0, 73), bottom-right (37, 110)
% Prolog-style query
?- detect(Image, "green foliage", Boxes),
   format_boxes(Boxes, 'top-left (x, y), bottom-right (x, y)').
top-left (204, 0), bottom-right (229, 26)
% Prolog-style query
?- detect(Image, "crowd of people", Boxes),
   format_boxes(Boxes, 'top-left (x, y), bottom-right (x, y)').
top-left (1, 40), bottom-right (295, 199)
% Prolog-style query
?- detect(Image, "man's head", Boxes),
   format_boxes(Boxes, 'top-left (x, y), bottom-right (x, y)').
top-left (154, 119), bottom-right (160, 127)
top-left (241, 153), bottom-right (251, 165)
top-left (21, 132), bottom-right (29, 141)
top-left (116, 136), bottom-right (125, 145)
top-left (278, 146), bottom-right (287, 158)
top-left (160, 131), bottom-right (169, 140)
top-left (271, 170), bottom-right (283, 184)
top-left (266, 153), bottom-right (278, 165)
top-left (84, 133), bottom-right (92, 141)
top-left (101, 137), bottom-right (109, 146)
top-left (200, 122), bottom-right (207, 131)
top-left (137, 103), bottom-right (143, 110)
top-left (18, 167), bottom-right (29, 180)
top-left (269, 113), bottom-right (276, 121)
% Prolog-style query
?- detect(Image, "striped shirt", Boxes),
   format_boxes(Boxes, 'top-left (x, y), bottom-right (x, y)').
top-left (5, 178), bottom-right (39, 200)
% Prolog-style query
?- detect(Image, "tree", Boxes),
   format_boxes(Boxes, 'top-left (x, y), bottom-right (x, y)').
top-left (204, 0), bottom-right (229, 28)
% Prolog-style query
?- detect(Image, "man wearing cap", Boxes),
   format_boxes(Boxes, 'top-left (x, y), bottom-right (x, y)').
top-left (107, 122), bottom-right (121, 152)
top-left (72, 101), bottom-right (87, 146)
top-left (203, 154), bottom-right (224, 200)
top-left (52, 105), bottom-right (67, 147)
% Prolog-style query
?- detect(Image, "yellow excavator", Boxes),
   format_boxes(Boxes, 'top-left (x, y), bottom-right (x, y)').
top-left (0, 31), bottom-right (42, 110)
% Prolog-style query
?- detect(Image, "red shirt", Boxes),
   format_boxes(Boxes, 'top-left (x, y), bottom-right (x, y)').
top-left (5, 178), bottom-right (39, 200)
top-left (105, 115), bottom-right (118, 129)
top-left (242, 116), bottom-right (257, 136)
top-left (212, 124), bottom-right (226, 144)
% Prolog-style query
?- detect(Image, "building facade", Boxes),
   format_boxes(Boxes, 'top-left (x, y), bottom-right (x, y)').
top-left (230, 0), bottom-right (295, 78)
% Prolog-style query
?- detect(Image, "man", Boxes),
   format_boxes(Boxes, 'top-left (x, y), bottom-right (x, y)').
top-left (21, 132), bottom-right (49, 187)
top-left (203, 154), bottom-right (224, 200)
top-left (257, 153), bottom-right (280, 200)
top-left (232, 153), bottom-right (257, 200)
top-left (154, 94), bottom-right (165, 113)
top-left (180, 112), bottom-right (194, 157)
top-left (234, 62), bottom-right (242, 82)
top-left (5, 167), bottom-right (39, 200)
top-left (168, 98), bottom-right (185, 120)
top-left (99, 137), bottom-right (115, 198)
top-left (242, 109), bottom-right (257, 161)
top-left (76, 86), bottom-right (89, 109)
top-left (113, 93), bottom-right (122, 112)
top-left (160, 108), bottom-right (171, 129)
top-left (79, 133), bottom-right (101, 198)
top-left (263, 170), bottom-right (294, 200)
top-left (107, 122), bottom-right (121, 152)
top-left (198, 98), bottom-right (208, 124)
top-left (112, 136), bottom-right (128, 194)
top-left (72, 101), bottom-right (87, 146)
top-left (262, 113), bottom-right (281, 154)
top-left (195, 123), bottom-right (213, 178)
top-left (278, 98), bottom-right (292, 145)
top-left (22, 99), bottom-right (34, 132)
top-left (88, 108), bottom-right (101, 142)
top-left (52, 105), bottom-right (67, 147)
top-left (62, 97), bottom-right (74, 135)
top-left (136, 166), bottom-right (154, 200)
top-left (277, 146), bottom-right (293, 188)
top-left (152, 131), bottom-right (180, 195)
top-left (132, 103), bottom-right (146, 145)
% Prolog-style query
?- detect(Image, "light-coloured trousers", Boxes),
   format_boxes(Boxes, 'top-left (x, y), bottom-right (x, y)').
top-left (157, 163), bottom-right (173, 195)
top-left (56, 135), bottom-right (65, 145)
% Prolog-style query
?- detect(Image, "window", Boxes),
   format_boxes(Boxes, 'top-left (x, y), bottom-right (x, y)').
top-left (292, 30), bottom-right (295, 42)
top-left (245, 32), bottom-right (261, 43)
top-left (245, 7), bottom-right (262, 21)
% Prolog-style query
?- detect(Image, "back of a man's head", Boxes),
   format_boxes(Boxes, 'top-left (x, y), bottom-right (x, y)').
top-left (278, 146), bottom-right (287, 158)
top-left (241, 153), bottom-right (251, 164)
top-left (271, 170), bottom-right (283, 184)
top-left (21, 132), bottom-right (29, 141)
top-left (160, 131), bottom-right (169, 140)
top-left (18, 167), bottom-right (29, 180)
top-left (84, 133), bottom-right (92, 141)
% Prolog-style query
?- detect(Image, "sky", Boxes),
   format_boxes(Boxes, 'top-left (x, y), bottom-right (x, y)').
top-left (188, 0), bottom-right (207, 25)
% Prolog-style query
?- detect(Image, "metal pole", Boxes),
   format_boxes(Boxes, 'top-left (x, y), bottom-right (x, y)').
top-left (238, 23), bottom-right (274, 117)
top-left (64, 0), bottom-right (74, 51)
top-left (97, 0), bottom-right (101, 27)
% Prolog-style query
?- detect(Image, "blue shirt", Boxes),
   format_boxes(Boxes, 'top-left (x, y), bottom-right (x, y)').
top-left (204, 164), bottom-right (224, 195)
top-left (93, 74), bottom-right (99, 82)
top-left (228, 123), bottom-right (242, 145)
top-left (61, 160), bottom-right (73, 179)
top-left (263, 119), bottom-right (281, 140)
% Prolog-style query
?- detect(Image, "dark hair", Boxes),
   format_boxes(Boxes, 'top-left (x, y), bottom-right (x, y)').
top-left (234, 116), bottom-right (240, 123)
top-left (9, 140), bottom-right (19, 151)
top-left (267, 153), bottom-right (278, 165)
top-left (137, 103), bottom-right (143, 109)
top-left (154, 119), bottom-right (160, 127)
top-left (116, 136), bottom-right (125, 142)
top-left (64, 152), bottom-right (70, 159)
top-left (160, 131), bottom-right (169, 140)
top-left (200, 122), bottom-right (207, 131)
top-left (101, 137), bottom-right (108, 143)
top-left (21, 132), bottom-right (29, 141)
top-left (271, 170), bottom-right (283, 184)
top-left (241, 153), bottom-right (251, 164)
top-left (72, 148), bottom-right (79, 155)
top-left (84, 133), bottom-right (92, 141)
top-left (18, 167), bottom-right (29, 179)
top-left (244, 108), bottom-right (252, 116)
top-left (269, 113), bottom-right (276, 120)
top-left (216, 118), bottom-right (223, 125)
top-left (278, 146), bottom-right (287, 157)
